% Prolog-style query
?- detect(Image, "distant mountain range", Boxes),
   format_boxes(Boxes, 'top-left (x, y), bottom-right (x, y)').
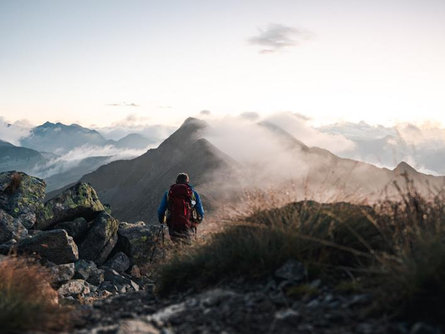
top-left (319, 121), bottom-right (445, 175)
top-left (4, 118), bottom-right (445, 216)
top-left (19, 122), bottom-right (155, 153)
top-left (69, 118), bottom-right (445, 223)
top-left (0, 121), bottom-right (171, 192)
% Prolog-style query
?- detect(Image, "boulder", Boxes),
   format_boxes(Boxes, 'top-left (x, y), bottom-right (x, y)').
top-left (79, 211), bottom-right (119, 265)
top-left (53, 217), bottom-right (89, 241)
top-left (0, 171), bottom-right (46, 229)
top-left (105, 251), bottom-right (130, 273)
top-left (101, 268), bottom-right (140, 294)
top-left (0, 239), bottom-right (16, 255)
top-left (74, 259), bottom-right (105, 286)
top-left (116, 320), bottom-right (160, 334)
top-left (49, 263), bottom-right (75, 284)
top-left (274, 259), bottom-right (306, 282)
top-left (58, 279), bottom-right (90, 297)
top-left (36, 182), bottom-right (104, 230)
top-left (117, 222), bottom-right (162, 266)
top-left (0, 209), bottom-right (28, 243)
top-left (17, 229), bottom-right (79, 264)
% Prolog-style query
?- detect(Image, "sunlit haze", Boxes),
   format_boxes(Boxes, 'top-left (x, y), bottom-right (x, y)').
top-left (1, 0), bottom-right (445, 127)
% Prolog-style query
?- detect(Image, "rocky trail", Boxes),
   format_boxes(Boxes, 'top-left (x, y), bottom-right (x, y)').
top-left (72, 262), bottom-right (438, 334)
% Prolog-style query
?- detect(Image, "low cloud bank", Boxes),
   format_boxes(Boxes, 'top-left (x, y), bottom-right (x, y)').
top-left (200, 113), bottom-right (359, 193)
top-left (97, 124), bottom-right (175, 142)
top-left (320, 121), bottom-right (445, 175)
top-left (0, 118), bottom-right (31, 146)
top-left (32, 144), bottom-right (152, 179)
top-left (202, 112), bottom-right (356, 162)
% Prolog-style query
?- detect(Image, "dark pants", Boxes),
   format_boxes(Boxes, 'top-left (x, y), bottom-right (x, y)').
top-left (167, 225), bottom-right (194, 244)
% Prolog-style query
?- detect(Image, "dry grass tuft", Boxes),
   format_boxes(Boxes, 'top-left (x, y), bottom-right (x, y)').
top-left (0, 256), bottom-right (72, 333)
top-left (5, 172), bottom-right (22, 195)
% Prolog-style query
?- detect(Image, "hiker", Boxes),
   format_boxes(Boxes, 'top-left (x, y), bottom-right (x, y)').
top-left (157, 173), bottom-right (204, 243)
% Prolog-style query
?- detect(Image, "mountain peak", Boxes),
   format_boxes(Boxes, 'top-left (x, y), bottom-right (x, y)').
top-left (41, 121), bottom-right (56, 127)
top-left (181, 117), bottom-right (208, 129)
top-left (394, 161), bottom-right (417, 174)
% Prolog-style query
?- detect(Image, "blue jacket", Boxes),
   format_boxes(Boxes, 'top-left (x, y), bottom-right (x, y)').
top-left (157, 185), bottom-right (204, 224)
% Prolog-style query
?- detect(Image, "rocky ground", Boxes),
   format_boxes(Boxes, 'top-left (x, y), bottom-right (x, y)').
top-left (0, 171), bottom-right (162, 300)
top-left (71, 260), bottom-right (441, 334)
top-left (0, 171), bottom-right (442, 334)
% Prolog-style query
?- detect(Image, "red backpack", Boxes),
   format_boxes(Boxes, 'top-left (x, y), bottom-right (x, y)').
top-left (167, 183), bottom-right (193, 230)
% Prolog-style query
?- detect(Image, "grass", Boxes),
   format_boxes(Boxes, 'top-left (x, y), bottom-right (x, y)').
top-left (156, 201), bottom-right (386, 295)
top-left (0, 256), bottom-right (72, 333)
top-left (156, 183), bottom-right (445, 326)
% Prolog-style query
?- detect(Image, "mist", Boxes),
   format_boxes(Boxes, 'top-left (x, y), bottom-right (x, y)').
top-left (320, 121), bottom-right (445, 175)
top-left (32, 144), bottom-right (153, 180)
top-left (0, 118), bottom-right (31, 145)
top-left (200, 114), bottom-right (353, 204)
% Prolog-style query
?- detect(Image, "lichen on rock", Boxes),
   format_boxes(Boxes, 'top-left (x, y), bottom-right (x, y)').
top-left (0, 171), bottom-right (46, 229)
top-left (36, 182), bottom-right (105, 230)
top-left (79, 211), bottom-right (119, 265)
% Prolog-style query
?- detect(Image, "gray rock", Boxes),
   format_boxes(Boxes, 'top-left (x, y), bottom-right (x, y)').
top-left (53, 217), bottom-right (88, 241)
top-left (117, 221), bottom-right (161, 266)
top-left (0, 209), bottom-right (27, 243)
top-left (79, 211), bottom-right (119, 265)
top-left (347, 294), bottom-right (371, 307)
top-left (0, 171), bottom-right (46, 229)
top-left (0, 239), bottom-right (16, 255)
top-left (105, 251), bottom-right (130, 273)
top-left (17, 212), bottom-right (38, 229)
top-left (50, 263), bottom-right (75, 283)
top-left (74, 259), bottom-right (94, 280)
top-left (17, 229), bottom-right (79, 264)
top-left (274, 259), bottom-right (306, 282)
top-left (117, 320), bottom-right (160, 334)
top-left (410, 323), bottom-right (441, 334)
top-left (74, 259), bottom-right (105, 286)
top-left (36, 182), bottom-right (104, 230)
top-left (148, 289), bottom-right (239, 326)
top-left (274, 309), bottom-right (300, 321)
top-left (103, 268), bottom-right (140, 293)
top-left (307, 299), bottom-right (321, 308)
top-left (58, 279), bottom-right (90, 297)
top-left (356, 323), bottom-right (374, 334)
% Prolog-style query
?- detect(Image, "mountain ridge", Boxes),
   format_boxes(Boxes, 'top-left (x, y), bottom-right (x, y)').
top-left (73, 117), bottom-right (445, 223)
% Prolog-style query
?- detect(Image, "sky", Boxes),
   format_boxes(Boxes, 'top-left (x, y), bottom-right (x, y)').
top-left (1, 0), bottom-right (445, 128)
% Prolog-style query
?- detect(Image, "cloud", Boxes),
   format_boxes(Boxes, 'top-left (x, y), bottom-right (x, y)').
top-left (239, 112), bottom-right (259, 121)
top-left (200, 110), bottom-right (212, 116)
top-left (106, 102), bottom-right (140, 107)
top-left (248, 23), bottom-right (312, 53)
top-left (200, 113), bottom-right (358, 193)
top-left (319, 121), bottom-right (445, 175)
top-left (110, 114), bottom-right (151, 127)
top-left (98, 115), bottom-right (175, 142)
top-left (0, 117), bottom-right (31, 145)
top-left (264, 112), bottom-right (356, 154)
top-left (32, 144), bottom-right (151, 179)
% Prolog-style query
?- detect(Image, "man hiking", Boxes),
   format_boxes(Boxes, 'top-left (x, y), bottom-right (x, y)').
top-left (157, 173), bottom-right (204, 243)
